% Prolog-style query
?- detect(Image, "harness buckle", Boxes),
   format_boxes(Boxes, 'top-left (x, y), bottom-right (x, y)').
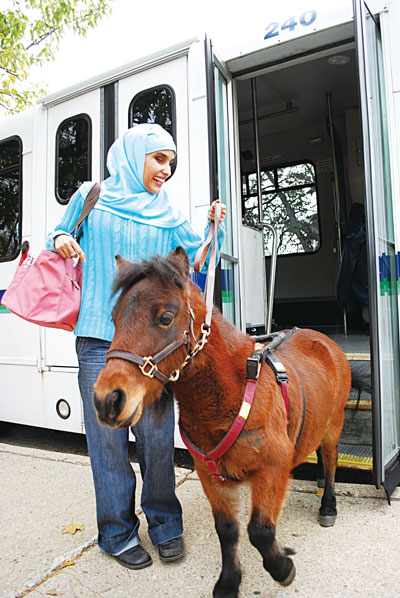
top-left (246, 356), bottom-right (261, 380)
top-left (139, 357), bottom-right (158, 378)
top-left (265, 353), bottom-right (289, 384)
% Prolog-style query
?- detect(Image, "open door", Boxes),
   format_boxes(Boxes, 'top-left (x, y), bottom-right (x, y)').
top-left (354, 0), bottom-right (400, 498)
top-left (205, 37), bottom-right (239, 326)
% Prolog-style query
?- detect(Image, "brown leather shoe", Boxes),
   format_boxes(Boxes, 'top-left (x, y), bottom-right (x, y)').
top-left (158, 537), bottom-right (184, 562)
top-left (114, 544), bottom-right (153, 570)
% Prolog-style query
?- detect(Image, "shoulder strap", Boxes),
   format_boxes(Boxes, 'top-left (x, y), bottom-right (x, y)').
top-left (70, 182), bottom-right (101, 238)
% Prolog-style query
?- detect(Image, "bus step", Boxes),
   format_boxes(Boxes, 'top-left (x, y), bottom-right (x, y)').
top-left (346, 398), bottom-right (372, 410)
top-left (346, 388), bottom-right (372, 410)
top-left (306, 443), bottom-right (373, 471)
top-left (345, 352), bottom-right (370, 361)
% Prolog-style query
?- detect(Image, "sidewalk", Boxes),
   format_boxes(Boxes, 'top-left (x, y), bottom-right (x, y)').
top-left (1, 441), bottom-right (400, 598)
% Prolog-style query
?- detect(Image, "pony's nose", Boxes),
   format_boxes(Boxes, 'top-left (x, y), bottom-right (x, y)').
top-left (94, 388), bottom-right (126, 424)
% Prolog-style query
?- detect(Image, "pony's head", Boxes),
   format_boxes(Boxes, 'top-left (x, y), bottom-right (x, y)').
top-left (93, 247), bottom-right (193, 428)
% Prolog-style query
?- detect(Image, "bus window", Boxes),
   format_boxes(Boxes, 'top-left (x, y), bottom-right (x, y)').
top-left (128, 85), bottom-right (176, 140)
top-left (55, 114), bottom-right (92, 205)
top-left (0, 136), bottom-right (22, 262)
top-left (242, 161), bottom-right (320, 256)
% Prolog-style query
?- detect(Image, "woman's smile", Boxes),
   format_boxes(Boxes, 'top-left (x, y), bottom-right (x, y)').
top-left (143, 150), bottom-right (175, 194)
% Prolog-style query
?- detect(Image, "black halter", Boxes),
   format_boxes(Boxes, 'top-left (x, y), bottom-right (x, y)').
top-left (106, 205), bottom-right (222, 385)
top-left (106, 310), bottom-right (209, 384)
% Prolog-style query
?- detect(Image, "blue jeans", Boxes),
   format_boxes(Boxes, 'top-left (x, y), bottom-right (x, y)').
top-left (76, 336), bottom-right (183, 555)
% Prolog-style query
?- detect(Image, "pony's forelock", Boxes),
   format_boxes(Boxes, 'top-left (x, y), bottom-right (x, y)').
top-left (113, 254), bottom-right (187, 297)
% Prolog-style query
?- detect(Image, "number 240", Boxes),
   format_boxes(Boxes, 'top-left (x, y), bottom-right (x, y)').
top-left (264, 11), bottom-right (317, 40)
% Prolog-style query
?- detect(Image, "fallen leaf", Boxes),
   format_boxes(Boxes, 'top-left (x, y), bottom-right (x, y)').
top-left (60, 560), bottom-right (76, 568)
top-left (46, 589), bottom-right (61, 596)
top-left (315, 490), bottom-right (324, 497)
top-left (62, 523), bottom-right (85, 535)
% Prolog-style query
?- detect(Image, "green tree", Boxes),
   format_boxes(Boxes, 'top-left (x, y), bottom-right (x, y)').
top-left (242, 163), bottom-right (320, 255)
top-left (0, 0), bottom-right (113, 114)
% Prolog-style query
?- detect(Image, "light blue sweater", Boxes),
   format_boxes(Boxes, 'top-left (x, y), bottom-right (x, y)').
top-left (46, 181), bottom-right (225, 342)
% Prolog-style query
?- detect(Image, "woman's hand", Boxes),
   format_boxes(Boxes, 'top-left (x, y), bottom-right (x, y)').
top-left (209, 200), bottom-right (227, 222)
top-left (54, 235), bottom-right (86, 263)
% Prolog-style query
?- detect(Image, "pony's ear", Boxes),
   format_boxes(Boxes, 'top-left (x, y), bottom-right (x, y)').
top-left (115, 254), bottom-right (131, 270)
top-left (171, 247), bottom-right (190, 279)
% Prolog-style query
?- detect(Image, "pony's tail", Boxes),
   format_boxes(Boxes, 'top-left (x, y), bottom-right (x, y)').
top-left (349, 360), bottom-right (371, 395)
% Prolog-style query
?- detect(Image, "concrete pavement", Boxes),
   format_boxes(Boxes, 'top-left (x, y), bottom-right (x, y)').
top-left (1, 441), bottom-right (400, 598)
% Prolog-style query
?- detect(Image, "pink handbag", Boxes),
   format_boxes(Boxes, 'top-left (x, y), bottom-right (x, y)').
top-left (1, 250), bottom-right (82, 331)
top-left (1, 183), bottom-right (100, 331)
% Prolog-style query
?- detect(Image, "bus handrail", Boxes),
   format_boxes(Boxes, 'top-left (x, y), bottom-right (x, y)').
top-left (255, 222), bottom-right (278, 335)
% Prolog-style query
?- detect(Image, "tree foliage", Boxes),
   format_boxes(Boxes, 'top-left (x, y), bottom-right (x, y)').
top-left (0, 138), bottom-right (20, 258)
top-left (130, 88), bottom-right (174, 136)
top-left (242, 163), bottom-right (320, 256)
top-left (57, 116), bottom-right (90, 202)
top-left (0, 0), bottom-right (113, 114)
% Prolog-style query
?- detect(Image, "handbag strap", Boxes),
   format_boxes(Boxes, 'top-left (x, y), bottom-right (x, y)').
top-left (70, 182), bottom-right (101, 239)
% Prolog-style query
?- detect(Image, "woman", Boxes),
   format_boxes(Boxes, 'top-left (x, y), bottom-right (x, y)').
top-left (46, 124), bottom-right (226, 570)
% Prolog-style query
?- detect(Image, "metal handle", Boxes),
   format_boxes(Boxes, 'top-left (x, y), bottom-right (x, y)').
top-left (257, 223), bottom-right (278, 335)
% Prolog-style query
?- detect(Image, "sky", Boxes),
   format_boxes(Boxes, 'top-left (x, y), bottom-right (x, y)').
top-left (2, 0), bottom-right (280, 118)
top-left (5, 0), bottom-right (384, 112)
top-left (30, 0), bottom-right (313, 96)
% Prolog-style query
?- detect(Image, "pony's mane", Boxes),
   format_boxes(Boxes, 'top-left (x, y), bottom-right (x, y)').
top-left (113, 254), bottom-right (186, 297)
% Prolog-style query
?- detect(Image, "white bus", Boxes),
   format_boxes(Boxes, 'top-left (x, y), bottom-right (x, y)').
top-left (1, 0), bottom-right (399, 498)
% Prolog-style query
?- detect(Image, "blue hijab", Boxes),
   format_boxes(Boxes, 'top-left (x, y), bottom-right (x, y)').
top-left (94, 124), bottom-right (186, 228)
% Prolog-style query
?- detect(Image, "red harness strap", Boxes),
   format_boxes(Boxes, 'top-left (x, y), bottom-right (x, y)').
top-left (179, 378), bottom-right (258, 484)
top-left (179, 331), bottom-right (297, 484)
top-left (281, 381), bottom-right (290, 425)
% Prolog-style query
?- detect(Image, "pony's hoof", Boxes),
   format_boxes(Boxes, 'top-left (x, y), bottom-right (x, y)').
top-left (213, 587), bottom-right (238, 598)
top-left (319, 513), bottom-right (336, 527)
top-left (279, 562), bottom-right (296, 586)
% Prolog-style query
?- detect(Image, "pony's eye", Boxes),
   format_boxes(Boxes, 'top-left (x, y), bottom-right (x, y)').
top-left (158, 312), bottom-right (174, 327)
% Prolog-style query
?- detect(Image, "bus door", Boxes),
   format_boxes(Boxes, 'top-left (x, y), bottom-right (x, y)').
top-left (354, 0), bottom-right (400, 498)
top-left (44, 90), bottom-right (101, 369)
top-left (204, 37), bottom-right (240, 327)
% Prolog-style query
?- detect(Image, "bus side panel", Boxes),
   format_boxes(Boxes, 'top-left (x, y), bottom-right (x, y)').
top-left (0, 365), bottom-right (44, 427)
top-left (118, 56), bottom-right (190, 220)
top-left (44, 90), bottom-right (101, 369)
top-left (41, 370), bottom-right (83, 433)
top-left (187, 40), bottom-right (213, 231)
top-left (0, 111), bottom-right (40, 376)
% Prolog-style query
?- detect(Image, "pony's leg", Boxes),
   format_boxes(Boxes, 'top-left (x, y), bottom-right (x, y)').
top-left (247, 468), bottom-right (296, 586)
top-left (316, 446), bottom-right (325, 488)
top-left (318, 440), bottom-right (339, 527)
top-left (196, 467), bottom-right (242, 598)
top-left (318, 408), bottom-right (345, 527)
